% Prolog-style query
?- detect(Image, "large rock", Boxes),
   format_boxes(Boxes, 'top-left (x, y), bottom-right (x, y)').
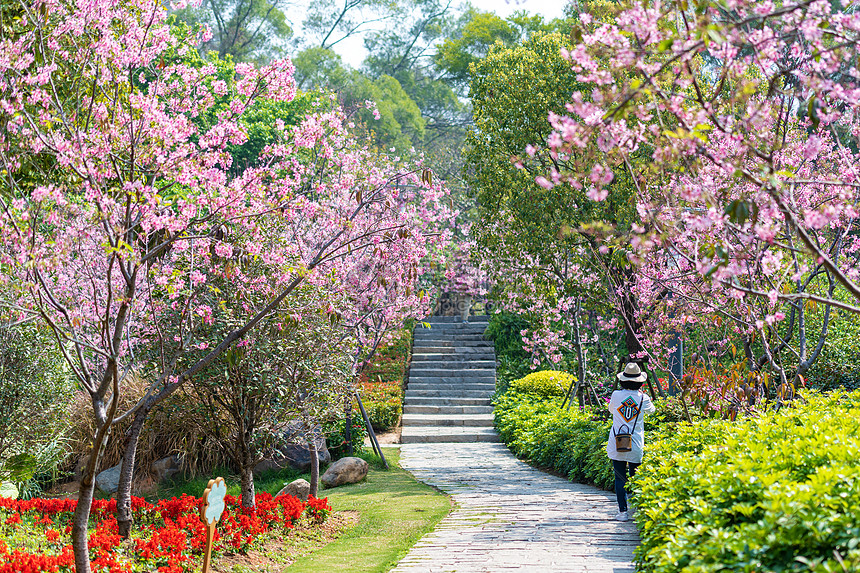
top-left (95, 462), bottom-right (122, 494)
top-left (277, 478), bottom-right (310, 502)
top-left (255, 422), bottom-right (330, 474)
top-left (151, 455), bottom-right (182, 483)
top-left (321, 457), bottom-right (368, 488)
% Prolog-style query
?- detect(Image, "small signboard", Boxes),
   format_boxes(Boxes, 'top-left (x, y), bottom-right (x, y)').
top-left (199, 477), bottom-right (227, 573)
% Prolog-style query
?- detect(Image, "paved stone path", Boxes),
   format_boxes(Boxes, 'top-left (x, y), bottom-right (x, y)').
top-left (392, 316), bottom-right (638, 572)
top-left (392, 443), bottom-right (638, 573)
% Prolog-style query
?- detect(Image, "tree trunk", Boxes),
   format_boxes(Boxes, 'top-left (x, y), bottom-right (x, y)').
top-left (615, 268), bottom-right (642, 355)
top-left (72, 422), bottom-right (112, 573)
top-left (72, 466), bottom-right (97, 573)
top-left (308, 429), bottom-right (319, 497)
top-left (240, 464), bottom-right (256, 508)
top-left (116, 405), bottom-right (149, 538)
top-left (572, 299), bottom-right (586, 406)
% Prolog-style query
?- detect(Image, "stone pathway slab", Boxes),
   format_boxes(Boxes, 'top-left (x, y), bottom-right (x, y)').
top-left (393, 443), bottom-right (638, 573)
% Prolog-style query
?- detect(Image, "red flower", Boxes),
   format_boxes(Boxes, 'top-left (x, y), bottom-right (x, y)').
top-left (1, 489), bottom-right (329, 570)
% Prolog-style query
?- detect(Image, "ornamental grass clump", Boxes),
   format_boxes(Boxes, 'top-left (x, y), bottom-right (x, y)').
top-left (634, 391), bottom-right (860, 573)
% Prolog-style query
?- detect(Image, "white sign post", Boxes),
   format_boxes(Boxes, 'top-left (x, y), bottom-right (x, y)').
top-left (200, 477), bottom-right (227, 573)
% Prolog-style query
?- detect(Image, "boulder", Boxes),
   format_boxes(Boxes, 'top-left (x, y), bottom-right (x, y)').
top-left (95, 462), bottom-right (123, 494)
top-left (321, 457), bottom-right (368, 488)
top-left (74, 454), bottom-right (91, 482)
top-left (255, 422), bottom-right (330, 474)
top-left (276, 478), bottom-right (310, 502)
top-left (151, 455), bottom-right (182, 483)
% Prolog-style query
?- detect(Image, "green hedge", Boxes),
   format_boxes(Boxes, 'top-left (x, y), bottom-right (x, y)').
top-left (494, 391), bottom-right (614, 490)
top-left (495, 386), bottom-right (860, 573)
top-left (635, 391), bottom-right (860, 573)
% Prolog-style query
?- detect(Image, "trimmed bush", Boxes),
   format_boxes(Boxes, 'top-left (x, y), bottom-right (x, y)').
top-left (635, 391), bottom-right (860, 573)
top-left (494, 390), bottom-right (613, 489)
top-left (358, 329), bottom-right (410, 432)
top-left (509, 370), bottom-right (575, 398)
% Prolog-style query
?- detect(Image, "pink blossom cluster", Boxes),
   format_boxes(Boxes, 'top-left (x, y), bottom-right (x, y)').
top-left (0, 1), bottom-right (453, 569)
top-left (514, 0), bottom-right (860, 375)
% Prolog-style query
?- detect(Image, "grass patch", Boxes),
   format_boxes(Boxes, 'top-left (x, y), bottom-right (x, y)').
top-left (285, 447), bottom-right (451, 573)
top-left (155, 465), bottom-right (307, 501)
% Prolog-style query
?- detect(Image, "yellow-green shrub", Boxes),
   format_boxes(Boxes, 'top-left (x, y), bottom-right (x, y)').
top-left (509, 370), bottom-right (575, 398)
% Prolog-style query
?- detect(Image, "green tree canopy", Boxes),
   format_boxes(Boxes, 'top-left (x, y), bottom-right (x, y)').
top-left (466, 30), bottom-right (643, 352)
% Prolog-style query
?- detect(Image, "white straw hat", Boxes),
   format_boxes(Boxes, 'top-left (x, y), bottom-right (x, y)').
top-left (617, 362), bottom-right (647, 382)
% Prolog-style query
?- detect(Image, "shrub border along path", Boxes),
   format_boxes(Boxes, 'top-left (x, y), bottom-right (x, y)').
top-left (392, 442), bottom-right (638, 572)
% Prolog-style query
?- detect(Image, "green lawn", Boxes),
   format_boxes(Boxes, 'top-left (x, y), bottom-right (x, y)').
top-left (285, 447), bottom-right (451, 572)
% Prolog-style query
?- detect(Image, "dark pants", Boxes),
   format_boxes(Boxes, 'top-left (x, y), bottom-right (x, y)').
top-left (611, 459), bottom-right (640, 512)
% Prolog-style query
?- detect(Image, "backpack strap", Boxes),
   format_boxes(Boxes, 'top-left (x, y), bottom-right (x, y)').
top-left (631, 395), bottom-right (645, 428)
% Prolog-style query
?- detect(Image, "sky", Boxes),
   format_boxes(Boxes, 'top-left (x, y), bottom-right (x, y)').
top-left (328, 1), bottom-right (570, 68)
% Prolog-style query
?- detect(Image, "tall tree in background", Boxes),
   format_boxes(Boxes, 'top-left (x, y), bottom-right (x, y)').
top-left (466, 31), bottom-right (646, 366)
top-left (175, 0), bottom-right (293, 62)
top-left (303, 0), bottom-right (395, 50)
top-left (536, 0), bottom-right (860, 396)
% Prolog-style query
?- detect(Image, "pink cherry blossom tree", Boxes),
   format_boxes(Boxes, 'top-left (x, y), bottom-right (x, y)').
top-left (0, 0), bottom-right (450, 567)
top-left (527, 0), bottom-right (860, 399)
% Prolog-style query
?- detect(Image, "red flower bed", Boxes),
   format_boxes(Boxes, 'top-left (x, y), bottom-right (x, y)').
top-left (0, 493), bottom-right (331, 573)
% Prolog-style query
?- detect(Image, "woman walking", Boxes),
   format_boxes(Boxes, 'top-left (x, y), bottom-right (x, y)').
top-left (607, 362), bottom-right (656, 522)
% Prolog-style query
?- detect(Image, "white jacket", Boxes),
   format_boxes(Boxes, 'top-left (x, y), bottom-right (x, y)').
top-left (606, 389), bottom-right (656, 463)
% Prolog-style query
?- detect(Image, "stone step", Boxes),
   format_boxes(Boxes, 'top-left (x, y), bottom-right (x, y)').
top-left (415, 320), bottom-right (489, 330)
top-left (401, 413), bottom-right (495, 427)
top-left (408, 376), bottom-right (496, 385)
top-left (408, 379), bottom-right (496, 386)
top-left (406, 389), bottom-right (493, 398)
top-left (400, 426), bottom-right (501, 444)
top-left (411, 348), bottom-right (496, 356)
top-left (403, 405), bottom-right (494, 415)
top-left (414, 327), bottom-right (488, 335)
top-left (414, 333), bottom-right (488, 340)
top-left (422, 316), bottom-right (490, 324)
top-left (411, 346), bottom-right (493, 354)
top-left (412, 340), bottom-right (494, 349)
top-left (410, 362), bottom-right (496, 369)
top-left (412, 354), bottom-right (496, 368)
top-left (407, 383), bottom-right (496, 392)
top-left (410, 368), bottom-right (496, 377)
top-left (404, 396), bottom-right (492, 406)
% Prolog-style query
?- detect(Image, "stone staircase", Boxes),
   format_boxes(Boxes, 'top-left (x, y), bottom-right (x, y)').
top-left (400, 316), bottom-right (500, 443)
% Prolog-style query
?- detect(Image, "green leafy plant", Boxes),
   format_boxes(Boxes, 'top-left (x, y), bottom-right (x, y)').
top-left (634, 391), bottom-right (860, 572)
top-left (494, 388), bottom-right (613, 490)
top-left (325, 409), bottom-right (367, 459)
top-left (0, 323), bottom-right (74, 494)
top-left (509, 370), bottom-right (575, 399)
